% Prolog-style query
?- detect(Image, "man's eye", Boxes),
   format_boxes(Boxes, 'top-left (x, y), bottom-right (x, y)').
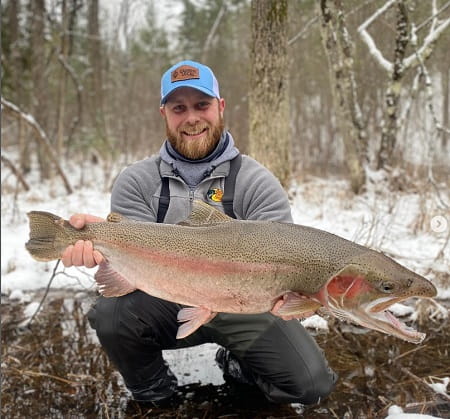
top-left (173, 105), bottom-right (185, 112)
top-left (197, 102), bottom-right (210, 109)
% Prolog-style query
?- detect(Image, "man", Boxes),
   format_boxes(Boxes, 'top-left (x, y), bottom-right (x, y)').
top-left (62, 60), bottom-right (337, 406)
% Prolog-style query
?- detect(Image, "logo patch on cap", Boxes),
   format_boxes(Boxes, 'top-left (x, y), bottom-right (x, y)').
top-left (171, 65), bottom-right (200, 83)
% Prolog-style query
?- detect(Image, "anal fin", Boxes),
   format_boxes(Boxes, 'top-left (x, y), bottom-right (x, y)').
top-left (94, 262), bottom-right (136, 297)
top-left (176, 306), bottom-right (217, 339)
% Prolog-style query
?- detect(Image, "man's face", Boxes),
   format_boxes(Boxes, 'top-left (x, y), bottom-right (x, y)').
top-left (160, 87), bottom-right (225, 160)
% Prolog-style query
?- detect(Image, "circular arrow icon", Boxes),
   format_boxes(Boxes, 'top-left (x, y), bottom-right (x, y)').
top-left (430, 215), bottom-right (448, 233)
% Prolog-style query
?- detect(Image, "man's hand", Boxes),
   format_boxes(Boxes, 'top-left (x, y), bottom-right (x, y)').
top-left (61, 214), bottom-right (105, 268)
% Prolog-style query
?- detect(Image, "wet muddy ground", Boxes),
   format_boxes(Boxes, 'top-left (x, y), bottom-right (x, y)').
top-left (1, 290), bottom-right (449, 418)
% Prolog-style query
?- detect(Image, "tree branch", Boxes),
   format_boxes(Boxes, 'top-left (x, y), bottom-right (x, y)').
top-left (357, 0), bottom-right (396, 72)
top-left (202, 1), bottom-right (227, 62)
top-left (1, 97), bottom-right (73, 194)
top-left (1, 152), bottom-right (30, 191)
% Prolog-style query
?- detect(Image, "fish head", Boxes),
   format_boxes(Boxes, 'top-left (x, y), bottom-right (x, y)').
top-left (317, 251), bottom-right (437, 344)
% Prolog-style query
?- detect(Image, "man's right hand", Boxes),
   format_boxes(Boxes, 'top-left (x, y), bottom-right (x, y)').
top-left (61, 214), bottom-right (105, 268)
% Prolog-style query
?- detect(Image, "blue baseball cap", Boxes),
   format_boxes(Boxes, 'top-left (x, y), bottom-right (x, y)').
top-left (160, 60), bottom-right (220, 105)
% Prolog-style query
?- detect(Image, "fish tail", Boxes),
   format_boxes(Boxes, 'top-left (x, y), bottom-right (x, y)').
top-left (26, 211), bottom-right (76, 261)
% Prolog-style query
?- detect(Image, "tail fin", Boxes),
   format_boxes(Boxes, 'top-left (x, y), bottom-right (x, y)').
top-left (26, 211), bottom-right (72, 261)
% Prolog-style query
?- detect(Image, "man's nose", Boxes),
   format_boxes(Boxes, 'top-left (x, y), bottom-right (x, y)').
top-left (184, 109), bottom-right (200, 124)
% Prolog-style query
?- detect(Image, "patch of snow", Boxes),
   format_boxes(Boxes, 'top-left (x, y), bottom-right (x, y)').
top-left (8, 289), bottom-right (31, 303)
top-left (301, 314), bottom-right (329, 331)
top-left (385, 405), bottom-right (442, 419)
top-left (389, 303), bottom-right (415, 317)
top-left (427, 376), bottom-right (449, 396)
top-left (18, 301), bottom-right (40, 327)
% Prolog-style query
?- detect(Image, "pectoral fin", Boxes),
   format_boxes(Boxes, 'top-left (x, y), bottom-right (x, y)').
top-left (176, 306), bottom-right (217, 339)
top-left (94, 262), bottom-right (136, 297)
top-left (273, 292), bottom-right (322, 318)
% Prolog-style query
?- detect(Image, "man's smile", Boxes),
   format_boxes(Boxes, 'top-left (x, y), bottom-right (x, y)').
top-left (182, 127), bottom-right (208, 139)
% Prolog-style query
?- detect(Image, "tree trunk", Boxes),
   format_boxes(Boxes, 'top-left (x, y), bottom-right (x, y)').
top-left (249, 0), bottom-right (290, 187)
top-left (318, 0), bottom-right (367, 193)
top-left (56, 0), bottom-right (70, 157)
top-left (377, 1), bottom-right (409, 170)
top-left (87, 0), bottom-right (108, 149)
top-left (8, 0), bottom-right (31, 173)
top-left (441, 66), bottom-right (449, 150)
top-left (29, 0), bottom-right (50, 179)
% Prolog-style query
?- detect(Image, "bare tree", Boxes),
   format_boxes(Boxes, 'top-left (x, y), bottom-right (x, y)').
top-left (318, 0), bottom-right (367, 193)
top-left (358, 0), bottom-right (450, 170)
top-left (29, 0), bottom-right (50, 179)
top-left (87, 0), bottom-right (109, 151)
top-left (1, 98), bottom-right (74, 194)
top-left (249, 0), bottom-right (290, 187)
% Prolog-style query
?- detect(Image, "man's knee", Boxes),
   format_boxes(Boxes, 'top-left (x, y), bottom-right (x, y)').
top-left (88, 292), bottom-right (180, 347)
top-left (296, 366), bottom-right (338, 405)
top-left (260, 366), bottom-right (337, 405)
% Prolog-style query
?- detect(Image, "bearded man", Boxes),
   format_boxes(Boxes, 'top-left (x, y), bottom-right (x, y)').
top-left (62, 60), bottom-right (337, 407)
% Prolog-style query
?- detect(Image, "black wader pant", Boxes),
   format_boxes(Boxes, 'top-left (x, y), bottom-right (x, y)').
top-left (88, 290), bottom-right (337, 404)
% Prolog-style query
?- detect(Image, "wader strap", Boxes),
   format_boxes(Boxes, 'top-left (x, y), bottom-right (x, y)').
top-left (157, 177), bottom-right (170, 223)
top-left (222, 154), bottom-right (242, 219)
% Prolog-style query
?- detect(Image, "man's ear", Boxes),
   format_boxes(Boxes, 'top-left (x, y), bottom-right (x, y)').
top-left (159, 106), bottom-right (166, 117)
top-left (219, 98), bottom-right (225, 117)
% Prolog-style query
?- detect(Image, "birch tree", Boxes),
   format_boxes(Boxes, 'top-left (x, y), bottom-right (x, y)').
top-left (249, 0), bottom-right (290, 187)
top-left (318, 0), bottom-right (367, 193)
top-left (358, 0), bottom-right (450, 170)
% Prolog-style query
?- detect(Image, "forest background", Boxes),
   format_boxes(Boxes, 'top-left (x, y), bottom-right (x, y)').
top-left (1, 0), bottom-right (449, 194)
top-left (1, 2), bottom-right (450, 416)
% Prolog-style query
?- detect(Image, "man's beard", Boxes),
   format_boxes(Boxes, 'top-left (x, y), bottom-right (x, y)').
top-left (166, 115), bottom-right (224, 160)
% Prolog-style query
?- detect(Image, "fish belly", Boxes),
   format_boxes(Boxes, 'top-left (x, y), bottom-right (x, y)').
top-left (97, 243), bottom-right (289, 313)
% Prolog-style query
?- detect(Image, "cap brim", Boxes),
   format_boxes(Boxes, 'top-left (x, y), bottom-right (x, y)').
top-left (161, 85), bottom-right (218, 105)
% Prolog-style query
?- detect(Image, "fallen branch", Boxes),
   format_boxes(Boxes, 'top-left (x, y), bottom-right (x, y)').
top-left (1, 97), bottom-right (73, 194)
top-left (10, 366), bottom-right (78, 387)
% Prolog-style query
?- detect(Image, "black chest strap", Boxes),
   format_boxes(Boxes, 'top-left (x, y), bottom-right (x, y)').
top-left (156, 154), bottom-right (242, 223)
top-left (222, 154), bottom-right (242, 219)
top-left (157, 176), bottom-right (170, 223)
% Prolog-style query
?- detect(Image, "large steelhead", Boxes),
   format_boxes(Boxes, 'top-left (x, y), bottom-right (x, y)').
top-left (26, 201), bottom-right (437, 342)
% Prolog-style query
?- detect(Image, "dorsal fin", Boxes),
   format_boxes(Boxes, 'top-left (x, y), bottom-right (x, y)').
top-left (107, 212), bottom-right (125, 223)
top-left (180, 200), bottom-right (234, 226)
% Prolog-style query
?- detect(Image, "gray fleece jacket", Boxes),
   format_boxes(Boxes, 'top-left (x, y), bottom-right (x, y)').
top-left (111, 132), bottom-right (292, 225)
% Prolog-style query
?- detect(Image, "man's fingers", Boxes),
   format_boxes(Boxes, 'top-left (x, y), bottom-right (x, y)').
top-left (69, 214), bottom-right (105, 229)
top-left (72, 240), bottom-right (85, 266)
top-left (61, 245), bottom-right (74, 267)
top-left (93, 250), bottom-right (104, 265)
top-left (69, 214), bottom-right (86, 229)
top-left (61, 241), bottom-right (103, 268)
top-left (83, 241), bottom-right (95, 268)
top-left (85, 215), bottom-right (105, 223)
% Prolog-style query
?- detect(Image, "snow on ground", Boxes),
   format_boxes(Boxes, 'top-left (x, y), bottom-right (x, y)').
top-left (1, 163), bottom-right (449, 415)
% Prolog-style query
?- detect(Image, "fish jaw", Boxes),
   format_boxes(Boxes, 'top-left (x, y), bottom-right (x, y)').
top-left (341, 296), bottom-right (428, 344)
top-left (314, 268), bottom-right (437, 344)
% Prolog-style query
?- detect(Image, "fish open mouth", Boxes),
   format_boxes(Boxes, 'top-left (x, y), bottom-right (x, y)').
top-left (366, 301), bottom-right (425, 344)
top-left (322, 276), bottom-right (427, 344)
top-left (329, 296), bottom-right (426, 344)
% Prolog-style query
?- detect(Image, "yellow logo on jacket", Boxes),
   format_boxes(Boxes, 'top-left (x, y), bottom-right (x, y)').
top-left (207, 188), bottom-right (223, 202)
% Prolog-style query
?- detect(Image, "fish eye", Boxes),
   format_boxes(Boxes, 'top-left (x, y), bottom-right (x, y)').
top-left (381, 281), bottom-right (396, 293)
top-left (407, 279), bottom-right (413, 287)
